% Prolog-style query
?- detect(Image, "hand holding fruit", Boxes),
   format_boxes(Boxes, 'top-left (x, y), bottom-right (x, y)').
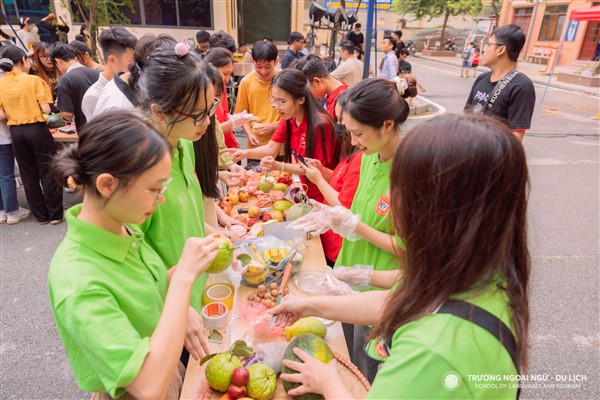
top-left (220, 148), bottom-right (247, 163)
top-left (175, 235), bottom-right (220, 281)
top-left (219, 170), bottom-right (242, 187)
top-left (280, 347), bottom-right (340, 398)
top-left (185, 307), bottom-right (210, 361)
top-left (259, 156), bottom-right (278, 173)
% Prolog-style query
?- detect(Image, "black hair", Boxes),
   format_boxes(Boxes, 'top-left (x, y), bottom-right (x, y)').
top-left (492, 24), bottom-right (526, 62)
top-left (52, 110), bottom-right (170, 200)
top-left (263, 36), bottom-right (274, 43)
top-left (353, 46), bottom-right (363, 60)
top-left (98, 27), bottom-right (137, 63)
top-left (209, 30), bottom-right (237, 53)
top-left (251, 40), bottom-right (278, 62)
top-left (272, 69), bottom-right (340, 168)
top-left (355, 23), bottom-right (361, 28)
top-left (69, 40), bottom-right (92, 63)
top-left (203, 47), bottom-right (233, 69)
top-left (288, 31), bottom-right (304, 45)
top-left (383, 36), bottom-right (397, 48)
top-left (74, 35), bottom-right (86, 43)
top-left (49, 42), bottom-right (77, 63)
top-left (344, 78), bottom-right (409, 130)
top-left (291, 55), bottom-right (329, 81)
top-left (238, 42), bottom-right (247, 49)
top-left (79, 25), bottom-right (88, 35)
top-left (340, 40), bottom-right (355, 54)
top-left (128, 34), bottom-right (176, 97)
top-left (394, 30), bottom-right (403, 39)
top-left (334, 91), bottom-right (357, 159)
top-left (196, 30), bottom-right (210, 44)
top-left (0, 44), bottom-right (26, 71)
top-left (137, 45), bottom-right (214, 132)
top-left (399, 48), bottom-right (410, 56)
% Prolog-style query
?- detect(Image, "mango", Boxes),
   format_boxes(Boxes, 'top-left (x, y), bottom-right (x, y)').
top-left (284, 317), bottom-right (327, 342)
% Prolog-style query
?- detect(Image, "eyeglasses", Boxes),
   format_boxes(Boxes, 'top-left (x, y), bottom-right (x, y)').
top-left (268, 96), bottom-right (287, 108)
top-left (171, 97), bottom-right (221, 126)
top-left (40, 55), bottom-right (50, 60)
top-left (122, 176), bottom-right (173, 205)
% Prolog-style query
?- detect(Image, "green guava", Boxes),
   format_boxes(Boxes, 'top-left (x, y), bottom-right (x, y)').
top-left (246, 363), bottom-right (277, 400)
top-left (206, 237), bottom-right (235, 274)
top-left (205, 352), bottom-right (243, 392)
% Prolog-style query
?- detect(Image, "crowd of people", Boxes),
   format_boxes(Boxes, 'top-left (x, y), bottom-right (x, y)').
top-left (0, 19), bottom-right (537, 399)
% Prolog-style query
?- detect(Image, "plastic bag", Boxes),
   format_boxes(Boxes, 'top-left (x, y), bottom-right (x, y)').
top-left (255, 341), bottom-right (289, 374)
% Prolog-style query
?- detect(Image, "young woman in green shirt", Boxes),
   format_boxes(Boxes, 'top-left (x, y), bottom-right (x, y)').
top-left (273, 113), bottom-right (530, 399)
top-left (49, 112), bottom-right (219, 399)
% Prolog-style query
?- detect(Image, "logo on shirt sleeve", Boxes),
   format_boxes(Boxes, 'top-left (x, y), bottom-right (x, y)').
top-left (376, 195), bottom-right (390, 216)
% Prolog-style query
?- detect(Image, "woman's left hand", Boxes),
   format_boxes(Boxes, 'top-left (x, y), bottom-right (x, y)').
top-left (260, 156), bottom-right (278, 173)
top-left (218, 171), bottom-right (242, 187)
top-left (185, 307), bottom-right (210, 361)
top-left (217, 211), bottom-right (246, 230)
top-left (298, 162), bottom-right (323, 184)
top-left (280, 348), bottom-right (341, 397)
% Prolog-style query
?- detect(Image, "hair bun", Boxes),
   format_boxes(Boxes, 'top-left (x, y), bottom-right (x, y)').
top-left (174, 37), bottom-right (190, 57)
top-left (0, 58), bottom-right (14, 68)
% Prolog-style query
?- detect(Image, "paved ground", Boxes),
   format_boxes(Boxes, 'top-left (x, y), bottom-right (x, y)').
top-left (1, 57), bottom-right (598, 399)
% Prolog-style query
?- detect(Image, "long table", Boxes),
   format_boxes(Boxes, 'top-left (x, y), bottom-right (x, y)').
top-left (180, 234), bottom-right (360, 399)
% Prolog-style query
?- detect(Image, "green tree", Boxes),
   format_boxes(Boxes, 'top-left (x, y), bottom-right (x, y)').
top-left (62, 0), bottom-right (133, 57)
top-left (393, 0), bottom-right (487, 47)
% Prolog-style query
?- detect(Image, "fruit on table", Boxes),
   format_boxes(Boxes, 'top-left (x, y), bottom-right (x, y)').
top-left (231, 367), bottom-right (250, 386)
top-left (234, 216), bottom-right (248, 225)
top-left (248, 205), bottom-right (260, 218)
top-left (238, 190), bottom-right (249, 202)
top-left (258, 180), bottom-right (274, 193)
top-left (246, 363), bottom-right (277, 400)
top-left (206, 237), bottom-right (234, 274)
top-left (285, 202), bottom-right (313, 221)
top-left (247, 281), bottom-right (289, 308)
top-left (282, 335), bottom-right (334, 400)
top-left (205, 352), bottom-right (243, 392)
top-left (260, 212), bottom-right (272, 222)
top-left (229, 193), bottom-right (240, 205)
top-left (272, 199), bottom-right (293, 213)
top-left (284, 317), bottom-right (327, 342)
top-left (262, 248), bottom-right (288, 266)
top-left (269, 210), bottom-right (284, 222)
top-left (221, 202), bottom-right (233, 216)
top-left (228, 384), bottom-right (246, 400)
top-left (273, 182), bottom-right (288, 193)
top-left (247, 217), bottom-right (261, 227)
top-left (243, 261), bottom-right (268, 285)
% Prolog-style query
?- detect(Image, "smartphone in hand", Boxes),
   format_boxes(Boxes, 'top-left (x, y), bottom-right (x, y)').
top-left (292, 150), bottom-right (308, 166)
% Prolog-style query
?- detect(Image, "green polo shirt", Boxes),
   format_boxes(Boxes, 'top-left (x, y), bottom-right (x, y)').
top-left (139, 139), bottom-right (207, 310)
top-left (366, 282), bottom-right (518, 399)
top-left (48, 205), bottom-right (168, 398)
top-left (335, 153), bottom-right (403, 281)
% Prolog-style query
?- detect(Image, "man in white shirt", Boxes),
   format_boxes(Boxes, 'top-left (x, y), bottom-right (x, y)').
top-left (331, 40), bottom-right (363, 87)
top-left (379, 36), bottom-right (398, 80)
top-left (81, 28), bottom-right (137, 120)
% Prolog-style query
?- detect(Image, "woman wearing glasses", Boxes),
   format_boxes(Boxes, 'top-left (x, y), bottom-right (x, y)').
top-left (49, 111), bottom-right (219, 399)
top-left (31, 42), bottom-right (59, 106)
top-left (223, 68), bottom-right (340, 203)
top-left (134, 44), bottom-right (223, 366)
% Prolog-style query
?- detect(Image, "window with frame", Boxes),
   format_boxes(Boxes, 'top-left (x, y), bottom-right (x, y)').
top-left (2, 0), bottom-right (51, 24)
top-left (512, 7), bottom-right (533, 35)
top-left (538, 4), bottom-right (569, 41)
top-left (69, 0), bottom-right (212, 28)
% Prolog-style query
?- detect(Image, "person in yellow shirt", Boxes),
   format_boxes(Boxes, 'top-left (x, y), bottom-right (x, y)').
top-left (234, 41), bottom-right (282, 159)
top-left (0, 44), bottom-right (63, 224)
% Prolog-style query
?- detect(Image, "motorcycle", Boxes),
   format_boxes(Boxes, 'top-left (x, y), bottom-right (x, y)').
top-left (444, 38), bottom-right (457, 52)
top-left (405, 39), bottom-right (418, 55)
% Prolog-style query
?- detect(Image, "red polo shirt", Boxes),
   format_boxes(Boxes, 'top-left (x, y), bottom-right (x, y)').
top-left (215, 83), bottom-right (239, 148)
top-left (271, 113), bottom-right (338, 203)
top-left (321, 151), bottom-right (363, 262)
top-left (325, 82), bottom-right (349, 122)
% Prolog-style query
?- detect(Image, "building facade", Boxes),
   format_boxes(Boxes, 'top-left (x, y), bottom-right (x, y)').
top-left (499, 0), bottom-right (600, 65)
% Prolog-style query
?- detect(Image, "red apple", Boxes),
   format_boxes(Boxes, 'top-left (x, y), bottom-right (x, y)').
top-left (227, 383), bottom-right (246, 400)
top-left (231, 367), bottom-right (250, 386)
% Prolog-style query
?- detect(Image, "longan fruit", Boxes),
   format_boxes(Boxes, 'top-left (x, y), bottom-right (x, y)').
top-left (258, 284), bottom-right (266, 292)
top-left (264, 293), bottom-right (273, 300)
top-left (261, 299), bottom-right (269, 306)
top-left (270, 282), bottom-right (278, 290)
top-left (271, 289), bottom-right (279, 297)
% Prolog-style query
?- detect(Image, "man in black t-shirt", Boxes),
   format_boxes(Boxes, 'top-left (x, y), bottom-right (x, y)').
top-left (346, 23), bottom-right (364, 52)
top-left (465, 24), bottom-right (535, 142)
top-left (393, 30), bottom-right (406, 60)
top-left (49, 43), bottom-right (100, 130)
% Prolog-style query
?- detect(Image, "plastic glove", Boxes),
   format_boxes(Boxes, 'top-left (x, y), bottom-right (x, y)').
top-left (333, 265), bottom-right (373, 291)
top-left (229, 110), bottom-right (258, 129)
top-left (323, 268), bottom-right (357, 295)
top-left (290, 200), bottom-right (361, 241)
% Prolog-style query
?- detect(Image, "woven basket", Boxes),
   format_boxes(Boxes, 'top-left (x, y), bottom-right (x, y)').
top-left (201, 351), bottom-right (370, 399)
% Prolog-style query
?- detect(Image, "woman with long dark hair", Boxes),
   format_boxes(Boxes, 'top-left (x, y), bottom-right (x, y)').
top-left (224, 68), bottom-right (340, 202)
top-left (31, 41), bottom-right (58, 103)
top-left (0, 44), bottom-right (63, 224)
top-left (49, 111), bottom-right (218, 399)
top-left (273, 113), bottom-right (530, 399)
